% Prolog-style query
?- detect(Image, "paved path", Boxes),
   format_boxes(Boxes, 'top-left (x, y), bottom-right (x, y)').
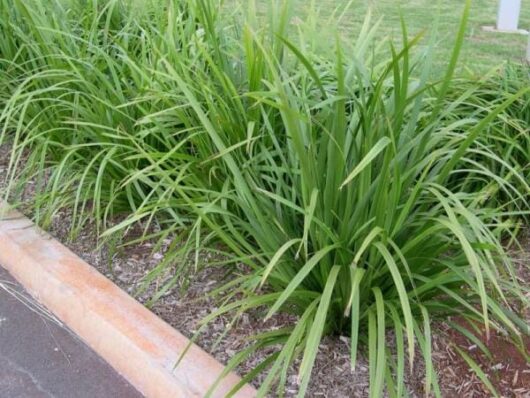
top-left (0, 267), bottom-right (143, 398)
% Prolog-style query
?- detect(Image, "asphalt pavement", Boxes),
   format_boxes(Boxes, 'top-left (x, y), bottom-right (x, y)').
top-left (0, 266), bottom-right (143, 398)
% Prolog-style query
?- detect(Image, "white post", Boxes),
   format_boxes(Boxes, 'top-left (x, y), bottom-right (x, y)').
top-left (497, 0), bottom-right (522, 31)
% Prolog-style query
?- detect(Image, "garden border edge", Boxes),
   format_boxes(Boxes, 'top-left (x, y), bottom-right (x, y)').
top-left (0, 201), bottom-right (257, 398)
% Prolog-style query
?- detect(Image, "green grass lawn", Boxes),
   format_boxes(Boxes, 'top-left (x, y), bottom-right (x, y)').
top-left (241, 0), bottom-right (530, 75)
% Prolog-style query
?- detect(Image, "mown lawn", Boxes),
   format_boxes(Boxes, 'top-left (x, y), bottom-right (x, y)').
top-left (238, 0), bottom-right (530, 75)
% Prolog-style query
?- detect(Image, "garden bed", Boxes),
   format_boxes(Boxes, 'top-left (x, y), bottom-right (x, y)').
top-left (2, 142), bottom-right (529, 397)
top-left (1, 1), bottom-right (529, 396)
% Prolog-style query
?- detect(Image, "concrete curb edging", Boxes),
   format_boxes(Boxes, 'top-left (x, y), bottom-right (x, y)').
top-left (0, 202), bottom-right (257, 398)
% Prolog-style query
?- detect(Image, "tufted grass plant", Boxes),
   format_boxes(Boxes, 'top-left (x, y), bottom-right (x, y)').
top-left (442, 64), bottom-right (530, 226)
top-left (0, 0), bottom-right (221, 238)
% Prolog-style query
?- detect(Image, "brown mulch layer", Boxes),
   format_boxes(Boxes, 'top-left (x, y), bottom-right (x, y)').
top-left (1, 141), bottom-right (529, 397)
top-left (435, 321), bottom-right (530, 397)
top-left (434, 232), bottom-right (530, 398)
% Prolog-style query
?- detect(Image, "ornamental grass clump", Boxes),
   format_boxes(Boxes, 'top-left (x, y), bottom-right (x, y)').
top-left (442, 64), bottom-right (530, 223)
top-left (0, 0), bottom-right (218, 235)
top-left (0, 1), bottom-right (529, 397)
top-left (137, 2), bottom-right (528, 396)
top-left (152, 3), bottom-right (529, 397)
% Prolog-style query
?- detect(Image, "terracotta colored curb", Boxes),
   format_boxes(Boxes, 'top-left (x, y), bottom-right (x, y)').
top-left (0, 202), bottom-right (257, 398)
